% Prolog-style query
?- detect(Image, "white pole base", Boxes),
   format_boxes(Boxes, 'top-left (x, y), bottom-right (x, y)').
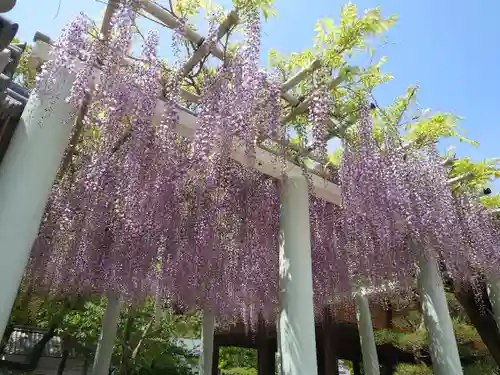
top-left (279, 175), bottom-right (318, 375)
top-left (199, 309), bottom-right (215, 375)
top-left (92, 293), bottom-right (121, 375)
top-left (355, 291), bottom-right (380, 375)
top-left (0, 68), bottom-right (77, 340)
top-left (417, 256), bottom-right (463, 375)
top-left (487, 278), bottom-right (500, 334)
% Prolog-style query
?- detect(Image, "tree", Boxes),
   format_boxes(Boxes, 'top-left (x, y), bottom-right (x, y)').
top-left (1, 294), bottom-right (200, 375)
top-left (218, 346), bottom-right (257, 374)
top-left (376, 292), bottom-right (499, 374)
top-left (0, 293), bottom-right (87, 373)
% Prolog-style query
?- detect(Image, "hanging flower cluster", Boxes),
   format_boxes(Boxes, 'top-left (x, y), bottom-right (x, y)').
top-left (26, 1), bottom-right (500, 327)
top-left (453, 195), bottom-right (500, 283)
top-left (27, 3), bottom-right (285, 325)
top-left (340, 104), bottom-right (415, 297)
top-left (340, 103), bottom-right (500, 298)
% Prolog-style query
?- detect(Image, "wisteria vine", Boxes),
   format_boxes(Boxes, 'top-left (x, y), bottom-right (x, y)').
top-left (26, 1), bottom-right (500, 327)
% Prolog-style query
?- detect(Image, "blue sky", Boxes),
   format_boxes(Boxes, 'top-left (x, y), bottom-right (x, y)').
top-left (8, 0), bottom-right (500, 190)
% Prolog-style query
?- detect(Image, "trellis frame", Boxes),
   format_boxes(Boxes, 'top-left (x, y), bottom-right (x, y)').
top-left (139, 0), bottom-right (347, 179)
top-left (15, 3), bottom-right (471, 375)
top-left (128, 1), bottom-right (478, 190)
top-left (31, 1), bottom-right (344, 205)
top-left (30, 0), bottom-right (471, 203)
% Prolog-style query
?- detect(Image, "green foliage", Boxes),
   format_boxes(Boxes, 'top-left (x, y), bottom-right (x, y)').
top-left (62, 297), bottom-right (106, 351)
top-left (7, 294), bottom-right (200, 375)
top-left (11, 38), bottom-right (36, 89)
top-left (375, 328), bottom-right (427, 353)
top-left (312, 4), bottom-right (397, 66)
top-left (448, 157), bottom-right (500, 195)
top-left (381, 86), bottom-right (418, 127)
top-left (327, 147), bottom-right (343, 167)
top-left (389, 337), bottom-right (492, 375)
top-left (231, 0), bottom-right (276, 20)
top-left (220, 367), bottom-right (257, 375)
top-left (394, 363), bottom-right (433, 375)
top-left (375, 298), bottom-right (486, 358)
top-left (481, 193), bottom-right (500, 209)
top-left (452, 318), bottom-right (481, 345)
top-left (9, 292), bottom-right (87, 330)
top-left (174, 0), bottom-right (205, 18)
top-left (464, 357), bottom-right (499, 375)
top-left (403, 113), bottom-right (476, 149)
top-left (218, 346), bottom-right (257, 373)
top-left (174, 0), bottom-right (276, 22)
top-left (267, 2), bottom-right (398, 146)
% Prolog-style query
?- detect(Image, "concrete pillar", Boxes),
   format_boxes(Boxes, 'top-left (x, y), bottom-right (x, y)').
top-left (276, 318), bottom-right (282, 375)
top-left (0, 67), bottom-right (77, 340)
top-left (417, 256), bottom-right (463, 375)
top-left (92, 293), bottom-right (121, 375)
top-left (355, 291), bottom-right (380, 375)
top-left (278, 175), bottom-right (318, 375)
top-left (199, 309), bottom-right (215, 375)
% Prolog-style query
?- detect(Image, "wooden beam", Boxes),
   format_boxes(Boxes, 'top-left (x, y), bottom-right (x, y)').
top-left (140, 0), bottom-right (227, 61)
top-left (281, 59), bottom-right (322, 93)
top-left (280, 75), bottom-right (343, 124)
top-left (141, 0), bottom-right (321, 111)
top-left (181, 11), bottom-right (238, 77)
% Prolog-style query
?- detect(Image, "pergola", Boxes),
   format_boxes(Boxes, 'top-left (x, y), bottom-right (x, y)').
top-left (1, 2), bottom-right (499, 375)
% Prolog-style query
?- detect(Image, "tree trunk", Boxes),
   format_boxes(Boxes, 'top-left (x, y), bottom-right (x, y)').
top-left (454, 284), bottom-right (500, 367)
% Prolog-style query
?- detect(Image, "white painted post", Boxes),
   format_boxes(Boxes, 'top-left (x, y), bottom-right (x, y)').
top-left (92, 293), bottom-right (121, 375)
top-left (0, 68), bottom-right (77, 340)
top-left (278, 175), bottom-right (318, 375)
top-left (487, 278), bottom-right (500, 334)
top-left (417, 256), bottom-right (463, 375)
top-left (199, 309), bottom-right (215, 375)
top-left (355, 290), bottom-right (380, 375)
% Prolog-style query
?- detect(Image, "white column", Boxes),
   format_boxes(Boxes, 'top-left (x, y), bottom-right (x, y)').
top-left (0, 68), bottom-right (77, 340)
top-left (276, 317), bottom-right (282, 375)
top-left (92, 293), bottom-right (121, 375)
top-left (355, 291), bottom-right (380, 375)
top-left (487, 278), bottom-right (500, 334)
top-left (278, 175), bottom-right (318, 375)
top-left (199, 309), bottom-right (215, 375)
top-left (417, 256), bottom-right (463, 375)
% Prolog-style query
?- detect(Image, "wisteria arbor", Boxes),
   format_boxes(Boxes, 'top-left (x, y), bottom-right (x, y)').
top-left (0, 1), bottom-right (499, 375)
